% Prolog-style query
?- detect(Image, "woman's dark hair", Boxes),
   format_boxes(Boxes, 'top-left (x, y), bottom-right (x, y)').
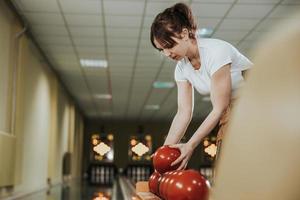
top-left (150, 3), bottom-right (197, 50)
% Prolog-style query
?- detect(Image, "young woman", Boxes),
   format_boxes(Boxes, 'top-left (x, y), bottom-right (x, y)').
top-left (150, 3), bottom-right (252, 170)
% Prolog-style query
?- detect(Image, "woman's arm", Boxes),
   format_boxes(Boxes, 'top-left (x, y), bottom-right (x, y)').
top-left (187, 64), bottom-right (232, 149)
top-left (171, 64), bottom-right (232, 169)
top-left (164, 81), bottom-right (194, 145)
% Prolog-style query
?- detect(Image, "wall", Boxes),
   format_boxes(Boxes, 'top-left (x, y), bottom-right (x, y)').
top-left (13, 39), bottom-right (52, 193)
top-left (0, 1), bottom-right (84, 198)
top-left (0, 0), bottom-right (18, 188)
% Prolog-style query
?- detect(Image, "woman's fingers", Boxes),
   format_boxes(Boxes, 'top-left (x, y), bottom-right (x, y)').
top-left (177, 158), bottom-right (188, 170)
top-left (182, 159), bottom-right (188, 170)
top-left (171, 154), bottom-right (184, 166)
top-left (183, 162), bottom-right (188, 169)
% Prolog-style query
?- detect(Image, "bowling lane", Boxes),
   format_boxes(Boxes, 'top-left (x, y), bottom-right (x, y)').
top-left (118, 175), bottom-right (157, 200)
top-left (119, 176), bottom-right (139, 200)
top-left (11, 179), bottom-right (123, 200)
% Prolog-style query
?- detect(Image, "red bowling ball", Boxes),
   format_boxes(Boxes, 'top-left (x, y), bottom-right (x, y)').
top-left (166, 170), bottom-right (209, 200)
top-left (148, 171), bottom-right (161, 195)
top-left (158, 171), bottom-right (173, 199)
top-left (152, 145), bottom-right (181, 174)
top-left (159, 171), bottom-right (181, 199)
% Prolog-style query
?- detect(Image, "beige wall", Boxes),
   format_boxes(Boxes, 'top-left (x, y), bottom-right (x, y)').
top-left (0, 1), bottom-right (84, 198)
top-left (14, 39), bottom-right (53, 193)
top-left (49, 87), bottom-right (69, 183)
top-left (71, 112), bottom-right (84, 178)
top-left (0, 135), bottom-right (16, 187)
top-left (0, 0), bottom-right (18, 188)
top-left (0, 0), bottom-right (14, 134)
top-left (46, 68), bottom-right (84, 184)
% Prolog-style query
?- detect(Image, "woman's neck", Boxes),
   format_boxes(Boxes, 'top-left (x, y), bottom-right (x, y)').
top-left (186, 39), bottom-right (201, 70)
top-left (186, 39), bottom-right (200, 61)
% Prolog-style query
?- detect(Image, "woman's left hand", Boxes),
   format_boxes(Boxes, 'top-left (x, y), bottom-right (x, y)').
top-left (169, 143), bottom-right (194, 170)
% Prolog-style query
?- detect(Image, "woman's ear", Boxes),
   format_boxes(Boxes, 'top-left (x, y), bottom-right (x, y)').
top-left (181, 28), bottom-right (189, 40)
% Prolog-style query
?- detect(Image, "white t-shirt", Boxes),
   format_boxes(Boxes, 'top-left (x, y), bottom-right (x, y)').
top-left (174, 37), bottom-right (253, 98)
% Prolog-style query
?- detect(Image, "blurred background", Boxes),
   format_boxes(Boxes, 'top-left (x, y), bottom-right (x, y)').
top-left (0, 0), bottom-right (299, 199)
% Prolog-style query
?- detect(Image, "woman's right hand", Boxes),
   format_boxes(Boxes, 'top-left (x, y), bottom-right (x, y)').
top-left (169, 143), bottom-right (194, 170)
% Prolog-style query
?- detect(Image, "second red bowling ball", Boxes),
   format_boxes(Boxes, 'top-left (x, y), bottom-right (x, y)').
top-left (167, 170), bottom-right (209, 200)
top-left (153, 145), bottom-right (181, 174)
top-left (148, 171), bottom-right (161, 195)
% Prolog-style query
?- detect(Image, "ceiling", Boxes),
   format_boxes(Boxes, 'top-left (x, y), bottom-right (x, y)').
top-left (10, 0), bottom-right (300, 122)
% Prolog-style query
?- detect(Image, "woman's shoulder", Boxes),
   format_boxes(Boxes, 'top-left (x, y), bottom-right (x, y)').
top-left (199, 38), bottom-right (236, 61)
top-left (199, 37), bottom-right (232, 49)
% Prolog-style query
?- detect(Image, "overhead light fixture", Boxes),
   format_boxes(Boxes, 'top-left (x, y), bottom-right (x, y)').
top-left (106, 151), bottom-right (114, 161)
top-left (80, 59), bottom-right (108, 68)
top-left (132, 142), bottom-right (149, 156)
top-left (94, 94), bottom-right (112, 99)
top-left (145, 105), bottom-right (160, 110)
top-left (198, 28), bottom-right (213, 38)
top-left (130, 139), bottom-right (137, 146)
top-left (107, 134), bottom-right (114, 141)
top-left (204, 143), bottom-right (217, 157)
top-left (93, 142), bottom-right (111, 156)
top-left (153, 81), bottom-right (175, 89)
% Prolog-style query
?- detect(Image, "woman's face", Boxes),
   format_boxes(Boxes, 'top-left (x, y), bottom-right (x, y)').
top-left (153, 34), bottom-right (189, 61)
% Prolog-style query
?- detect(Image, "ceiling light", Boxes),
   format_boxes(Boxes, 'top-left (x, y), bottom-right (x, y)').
top-left (80, 59), bottom-right (108, 68)
top-left (204, 143), bottom-right (217, 157)
top-left (107, 134), bottom-right (114, 141)
top-left (153, 81), bottom-right (175, 89)
top-left (130, 139), bottom-right (137, 146)
top-left (132, 142), bottom-right (149, 156)
top-left (145, 105), bottom-right (160, 110)
top-left (106, 151), bottom-right (114, 161)
top-left (94, 94), bottom-right (112, 99)
top-left (198, 28), bottom-right (213, 38)
top-left (93, 142), bottom-right (111, 156)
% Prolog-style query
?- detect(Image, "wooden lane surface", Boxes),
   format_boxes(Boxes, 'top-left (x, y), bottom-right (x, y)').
top-left (135, 181), bottom-right (161, 200)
